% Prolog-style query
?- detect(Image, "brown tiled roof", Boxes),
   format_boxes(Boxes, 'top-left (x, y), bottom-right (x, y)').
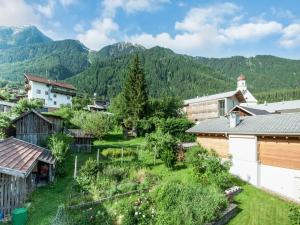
top-left (24, 73), bottom-right (76, 90)
top-left (0, 137), bottom-right (55, 178)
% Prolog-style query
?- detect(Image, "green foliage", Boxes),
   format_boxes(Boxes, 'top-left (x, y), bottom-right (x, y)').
top-left (153, 180), bottom-right (228, 225)
top-left (121, 55), bottom-right (149, 128)
top-left (48, 132), bottom-right (73, 177)
top-left (289, 206), bottom-right (300, 225)
top-left (192, 149), bottom-right (233, 190)
top-left (103, 165), bottom-right (128, 183)
top-left (12, 98), bottom-right (43, 115)
top-left (0, 113), bottom-right (11, 138)
top-left (185, 145), bottom-right (208, 164)
top-left (146, 130), bottom-right (178, 168)
top-left (71, 111), bottom-right (114, 138)
top-left (148, 97), bottom-right (183, 118)
top-left (72, 95), bottom-right (93, 110)
top-left (101, 148), bottom-right (137, 158)
top-left (49, 106), bottom-right (75, 128)
top-left (76, 159), bottom-right (103, 189)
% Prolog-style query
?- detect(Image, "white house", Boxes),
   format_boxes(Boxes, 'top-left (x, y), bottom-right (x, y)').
top-left (24, 73), bottom-right (76, 110)
top-left (187, 113), bottom-right (300, 202)
top-left (183, 74), bottom-right (257, 122)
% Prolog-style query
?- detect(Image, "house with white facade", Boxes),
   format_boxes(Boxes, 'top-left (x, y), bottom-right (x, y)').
top-left (187, 112), bottom-right (300, 202)
top-left (24, 73), bottom-right (76, 110)
top-left (183, 74), bottom-right (257, 122)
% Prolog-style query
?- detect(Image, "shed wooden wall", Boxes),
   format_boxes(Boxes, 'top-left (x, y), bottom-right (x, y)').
top-left (186, 100), bottom-right (219, 121)
top-left (197, 135), bottom-right (229, 158)
top-left (15, 112), bottom-right (53, 145)
top-left (258, 137), bottom-right (300, 170)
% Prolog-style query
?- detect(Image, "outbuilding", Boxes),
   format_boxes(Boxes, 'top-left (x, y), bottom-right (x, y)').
top-left (187, 113), bottom-right (300, 202)
top-left (0, 137), bottom-right (55, 217)
top-left (67, 129), bottom-right (93, 153)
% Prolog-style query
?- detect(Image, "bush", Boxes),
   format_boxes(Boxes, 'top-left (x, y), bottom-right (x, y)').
top-left (185, 145), bottom-right (208, 164)
top-left (153, 180), bottom-right (228, 225)
top-left (76, 159), bottom-right (103, 189)
top-left (193, 150), bottom-right (233, 190)
top-left (71, 111), bottom-right (115, 139)
top-left (146, 130), bottom-right (178, 168)
top-left (289, 206), bottom-right (300, 225)
top-left (103, 165), bottom-right (128, 183)
top-left (0, 113), bottom-right (11, 139)
top-left (48, 132), bottom-right (73, 177)
top-left (101, 148), bottom-right (137, 158)
top-left (12, 98), bottom-right (44, 115)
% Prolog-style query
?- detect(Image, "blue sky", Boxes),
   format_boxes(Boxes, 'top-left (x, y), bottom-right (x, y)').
top-left (1, 0), bottom-right (300, 58)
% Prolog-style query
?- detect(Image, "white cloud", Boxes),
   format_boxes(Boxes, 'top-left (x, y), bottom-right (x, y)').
top-left (271, 7), bottom-right (296, 20)
top-left (223, 21), bottom-right (283, 42)
top-left (77, 18), bottom-right (119, 50)
top-left (59, 0), bottom-right (77, 7)
top-left (102, 0), bottom-right (169, 17)
top-left (0, 0), bottom-right (39, 26)
top-left (175, 2), bottom-right (240, 33)
top-left (34, 0), bottom-right (55, 18)
top-left (280, 24), bottom-right (300, 48)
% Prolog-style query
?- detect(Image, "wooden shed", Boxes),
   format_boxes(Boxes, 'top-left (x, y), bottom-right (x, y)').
top-left (67, 129), bottom-right (93, 153)
top-left (0, 137), bottom-right (55, 217)
top-left (12, 110), bottom-right (63, 146)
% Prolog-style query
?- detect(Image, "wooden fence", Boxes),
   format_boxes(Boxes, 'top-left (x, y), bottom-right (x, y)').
top-left (0, 173), bottom-right (27, 217)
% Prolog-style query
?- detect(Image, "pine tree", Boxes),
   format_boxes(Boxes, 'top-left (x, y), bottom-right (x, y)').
top-left (122, 55), bottom-right (148, 128)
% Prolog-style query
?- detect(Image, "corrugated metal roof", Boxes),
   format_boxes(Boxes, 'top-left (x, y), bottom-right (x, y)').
top-left (184, 90), bottom-right (245, 105)
top-left (0, 137), bottom-right (55, 178)
top-left (242, 100), bottom-right (300, 113)
top-left (187, 113), bottom-right (300, 135)
top-left (230, 105), bottom-right (270, 116)
top-left (68, 129), bottom-right (93, 138)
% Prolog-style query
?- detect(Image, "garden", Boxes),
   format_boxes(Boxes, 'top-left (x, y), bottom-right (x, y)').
top-left (6, 55), bottom-right (299, 225)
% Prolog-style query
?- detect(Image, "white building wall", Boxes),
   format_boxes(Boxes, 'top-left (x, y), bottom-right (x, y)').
top-left (229, 135), bottom-right (259, 186)
top-left (260, 164), bottom-right (300, 202)
top-left (28, 81), bottom-right (72, 108)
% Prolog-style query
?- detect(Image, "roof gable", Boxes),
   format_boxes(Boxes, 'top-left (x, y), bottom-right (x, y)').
top-left (0, 137), bottom-right (55, 178)
top-left (229, 105), bottom-right (270, 116)
top-left (12, 110), bottom-right (53, 124)
top-left (24, 73), bottom-right (76, 90)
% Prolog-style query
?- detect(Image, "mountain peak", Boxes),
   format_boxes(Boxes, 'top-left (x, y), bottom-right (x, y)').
top-left (0, 25), bottom-right (52, 49)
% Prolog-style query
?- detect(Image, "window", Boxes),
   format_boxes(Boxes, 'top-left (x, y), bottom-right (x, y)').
top-left (36, 89), bottom-right (41, 94)
top-left (45, 91), bottom-right (48, 95)
top-left (54, 101), bottom-right (57, 105)
top-left (53, 94), bottom-right (57, 98)
top-left (219, 100), bottom-right (225, 116)
top-left (67, 96), bottom-right (71, 100)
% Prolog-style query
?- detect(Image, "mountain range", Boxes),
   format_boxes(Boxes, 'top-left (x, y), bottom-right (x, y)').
top-left (1, 25), bottom-right (300, 102)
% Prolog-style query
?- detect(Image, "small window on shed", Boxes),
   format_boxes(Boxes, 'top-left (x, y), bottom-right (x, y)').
top-left (36, 89), bottom-right (41, 94)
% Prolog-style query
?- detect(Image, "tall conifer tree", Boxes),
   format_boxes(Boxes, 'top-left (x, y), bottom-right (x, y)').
top-left (122, 55), bottom-right (148, 127)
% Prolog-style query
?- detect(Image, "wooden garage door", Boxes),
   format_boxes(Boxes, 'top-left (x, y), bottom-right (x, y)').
top-left (259, 138), bottom-right (300, 170)
top-left (197, 136), bottom-right (229, 158)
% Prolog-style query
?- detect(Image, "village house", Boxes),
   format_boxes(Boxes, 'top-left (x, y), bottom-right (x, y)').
top-left (12, 110), bottom-right (63, 146)
top-left (183, 74), bottom-right (257, 122)
top-left (187, 112), bottom-right (300, 202)
top-left (0, 137), bottom-right (55, 217)
top-left (24, 73), bottom-right (76, 111)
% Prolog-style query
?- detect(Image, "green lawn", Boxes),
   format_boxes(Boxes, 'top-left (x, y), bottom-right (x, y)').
top-left (24, 134), bottom-right (296, 225)
top-left (229, 182), bottom-right (295, 225)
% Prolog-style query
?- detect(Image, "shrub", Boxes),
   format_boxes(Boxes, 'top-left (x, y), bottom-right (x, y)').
top-left (71, 111), bottom-right (115, 139)
top-left (0, 113), bottom-right (10, 139)
top-left (101, 148), bottom-right (137, 158)
top-left (103, 165), bottom-right (128, 183)
top-left (193, 150), bottom-right (233, 190)
top-left (146, 130), bottom-right (178, 168)
top-left (48, 132), bottom-right (73, 177)
top-left (153, 180), bottom-right (228, 225)
top-left (12, 98), bottom-right (44, 115)
top-left (185, 145), bottom-right (208, 164)
top-left (76, 159), bottom-right (103, 189)
top-left (289, 206), bottom-right (300, 225)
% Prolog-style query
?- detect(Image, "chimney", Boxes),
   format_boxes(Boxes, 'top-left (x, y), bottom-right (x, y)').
top-left (229, 112), bottom-right (240, 128)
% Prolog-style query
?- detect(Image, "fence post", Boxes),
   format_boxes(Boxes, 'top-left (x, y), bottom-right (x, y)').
top-left (97, 149), bottom-right (100, 165)
top-left (121, 147), bottom-right (124, 166)
top-left (154, 145), bottom-right (157, 166)
top-left (74, 156), bottom-right (78, 179)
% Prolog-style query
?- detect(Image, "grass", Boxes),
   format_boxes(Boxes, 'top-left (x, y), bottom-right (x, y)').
top-left (229, 180), bottom-right (295, 225)
top-left (24, 133), bottom-right (296, 225)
